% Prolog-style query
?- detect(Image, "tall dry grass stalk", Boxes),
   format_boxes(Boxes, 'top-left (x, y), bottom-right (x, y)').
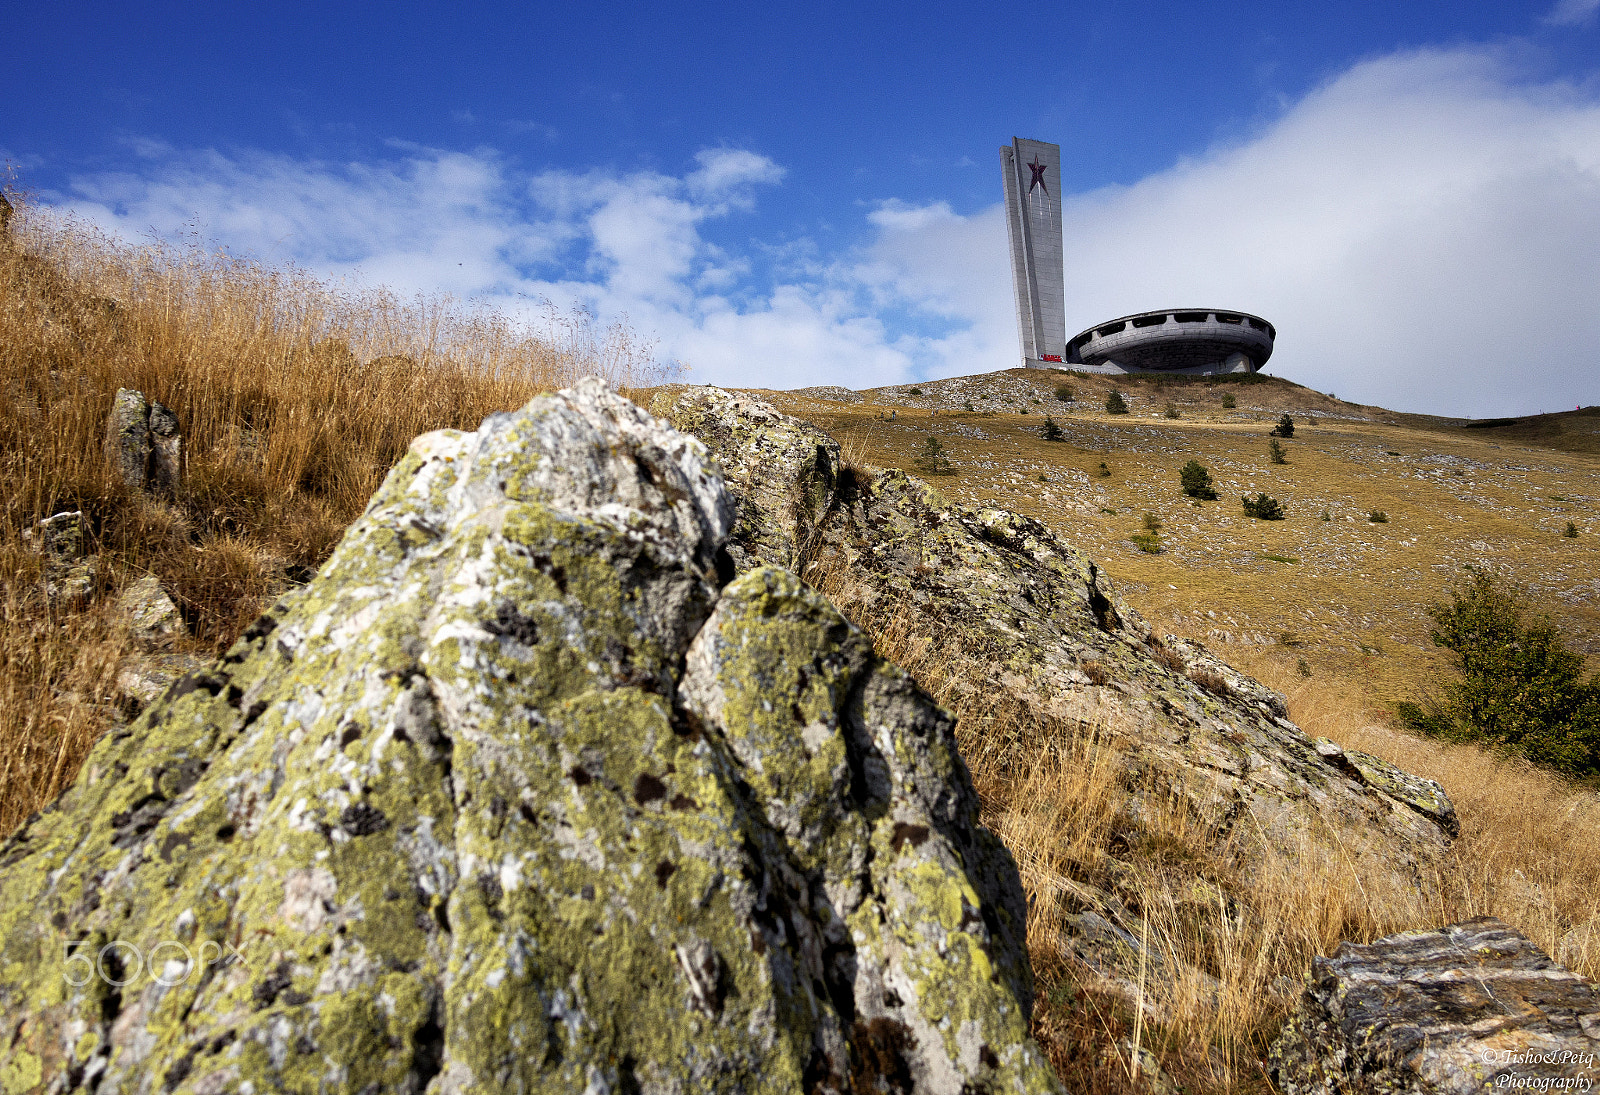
top-left (811, 554), bottom-right (1600, 1095)
top-left (0, 198), bottom-right (672, 835)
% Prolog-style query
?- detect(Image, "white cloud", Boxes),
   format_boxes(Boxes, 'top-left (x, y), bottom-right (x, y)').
top-left (1543, 0), bottom-right (1599, 26)
top-left (49, 44), bottom-right (1600, 415)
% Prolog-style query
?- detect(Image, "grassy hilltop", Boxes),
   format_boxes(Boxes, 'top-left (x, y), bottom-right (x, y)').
top-left (3, 202), bottom-right (1598, 1095)
top-left (757, 370), bottom-right (1600, 709)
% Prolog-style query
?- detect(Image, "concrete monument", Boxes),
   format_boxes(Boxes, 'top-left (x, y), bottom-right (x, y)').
top-left (1000, 137), bottom-right (1066, 367)
top-left (1067, 308), bottom-right (1276, 375)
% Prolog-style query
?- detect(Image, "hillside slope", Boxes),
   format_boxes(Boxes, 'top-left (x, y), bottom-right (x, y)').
top-left (756, 368), bottom-right (1600, 709)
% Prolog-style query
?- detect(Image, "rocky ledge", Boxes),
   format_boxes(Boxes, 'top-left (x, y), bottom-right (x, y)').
top-left (1270, 917), bottom-right (1600, 1095)
top-left (0, 379), bottom-right (1060, 1094)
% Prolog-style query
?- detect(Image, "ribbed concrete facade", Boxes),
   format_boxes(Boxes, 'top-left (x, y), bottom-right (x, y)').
top-left (1000, 138), bottom-right (1065, 368)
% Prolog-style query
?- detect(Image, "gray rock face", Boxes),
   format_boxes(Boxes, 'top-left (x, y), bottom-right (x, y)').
top-left (650, 387), bottom-right (1458, 870)
top-left (22, 510), bottom-right (100, 603)
top-left (103, 387), bottom-right (183, 495)
top-left (0, 379), bottom-right (1060, 1095)
top-left (1270, 917), bottom-right (1600, 1095)
top-left (651, 385), bottom-right (1461, 1015)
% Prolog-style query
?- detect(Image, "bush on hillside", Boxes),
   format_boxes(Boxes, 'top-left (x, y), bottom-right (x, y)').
top-left (1270, 414), bottom-right (1295, 438)
top-left (1396, 568), bottom-right (1600, 781)
top-left (1221, 393), bottom-right (1236, 409)
top-left (1180, 460), bottom-right (1217, 500)
top-left (1105, 390), bottom-right (1129, 415)
top-left (913, 435), bottom-right (955, 476)
top-left (1164, 403), bottom-right (1180, 419)
top-left (1242, 493), bottom-right (1285, 520)
top-left (1269, 439), bottom-right (1288, 464)
top-left (1054, 383), bottom-right (1074, 402)
top-left (1041, 416), bottom-right (1065, 441)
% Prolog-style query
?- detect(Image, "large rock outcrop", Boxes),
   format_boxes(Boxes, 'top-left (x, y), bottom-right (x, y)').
top-left (0, 379), bottom-right (1059, 1094)
top-left (1269, 917), bottom-right (1600, 1095)
top-left (650, 386), bottom-right (1460, 1012)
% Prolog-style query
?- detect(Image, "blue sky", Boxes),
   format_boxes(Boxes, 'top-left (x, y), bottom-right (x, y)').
top-left (7, 0), bottom-right (1599, 416)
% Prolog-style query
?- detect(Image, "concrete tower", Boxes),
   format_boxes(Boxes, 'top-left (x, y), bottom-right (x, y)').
top-left (1000, 137), bottom-right (1065, 367)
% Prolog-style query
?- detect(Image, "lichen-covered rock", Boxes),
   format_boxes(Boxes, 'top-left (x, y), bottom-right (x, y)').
top-left (102, 388), bottom-right (183, 495)
top-left (650, 387), bottom-right (1456, 870)
top-left (1269, 917), bottom-right (1600, 1095)
top-left (22, 510), bottom-right (100, 604)
top-left (117, 575), bottom-right (183, 652)
top-left (0, 378), bottom-right (1059, 1095)
top-left (104, 387), bottom-right (152, 491)
top-left (651, 386), bottom-right (841, 574)
top-left (651, 386), bottom-right (1460, 1014)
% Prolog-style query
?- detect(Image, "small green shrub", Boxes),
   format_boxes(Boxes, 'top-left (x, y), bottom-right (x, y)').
top-left (1396, 568), bottom-right (1600, 781)
top-left (1096, 462), bottom-right (1111, 478)
top-left (1105, 390), bottom-right (1129, 415)
top-left (1270, 414), bottom-right (1295, 438)
top-left (913, 435), bottom-right (955, 476)
top-left (1321, 509), bottom-right (1331, 522)
top-left (1179, 460), bottom-right (1217, 500)
top-left (1564, 521), bottom-right (1579, 538)
top-left (1054, 383), bottom-right (1075, 402)
top-left (1041, 416), bottom-right (1065, 442)
top-left (1164, 403), bottom-right (1180, 419)
top-left (1269, 439), bottom-right (1288, 465)
top-left (1242, 493), bottom-right (1285, 520)
top-left (1142, 513), bottom-right (1162, 533)
top-left (963, 400), bottom-right (975, 412)
top-left (1221, 393), bottom-right (1236, 409)
top-left (908, 387), bottom-right (923, 395)
top-left (1296, 657), bottom-right (1312, 678)
top-left (1130, 532), bottom-right (1163, 554)
top-left (1368, 510), bottom-right (1388, 523)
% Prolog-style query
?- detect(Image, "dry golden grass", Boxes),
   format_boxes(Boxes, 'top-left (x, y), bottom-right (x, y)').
top-left (0, 199), bottom-right (670, 835)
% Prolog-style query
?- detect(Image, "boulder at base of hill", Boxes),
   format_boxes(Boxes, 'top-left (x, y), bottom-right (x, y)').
top-left (0, 378), bottom-right (1059, 1095)
top-left (1269, 917), bottom-right (1600, 1095)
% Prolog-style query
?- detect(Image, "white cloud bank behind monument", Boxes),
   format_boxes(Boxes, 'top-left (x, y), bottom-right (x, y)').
top-left (58, 44), bottom-right (1600, 418)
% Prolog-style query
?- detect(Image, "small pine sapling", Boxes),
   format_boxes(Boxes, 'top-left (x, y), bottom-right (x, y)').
top-left (1164, 403), bottom-right (1180, 419)
top-left (1041, 416), bottom-right (1065, 441)
top-left (1097, 461), bottom-right (1112, 478)
top-left (1105, 390), bottom-right (1129, 415)
top-left (1269, 439), bottom-right (1288, 464)
top-left (913, 435), bottom-right (955, 476)
top-left (1270, 414), bottom-right (1295, 438)
top-left (1242, 493), bottom-right (1285, 520)
top-left (1179, 460), bottom-right (1218, 500)
top-left (1054, 383), bottom-right (1074, 402)
top-left (1221, 393), bottom-right (1236, 409)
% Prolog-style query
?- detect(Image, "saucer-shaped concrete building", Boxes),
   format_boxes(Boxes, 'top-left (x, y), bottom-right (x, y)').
top-left (1066, 308), bottom-right (1275, 375)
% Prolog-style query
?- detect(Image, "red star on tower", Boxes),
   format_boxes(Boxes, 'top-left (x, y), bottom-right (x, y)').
top-left (1026, 156), bottom-right (1049, 195)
